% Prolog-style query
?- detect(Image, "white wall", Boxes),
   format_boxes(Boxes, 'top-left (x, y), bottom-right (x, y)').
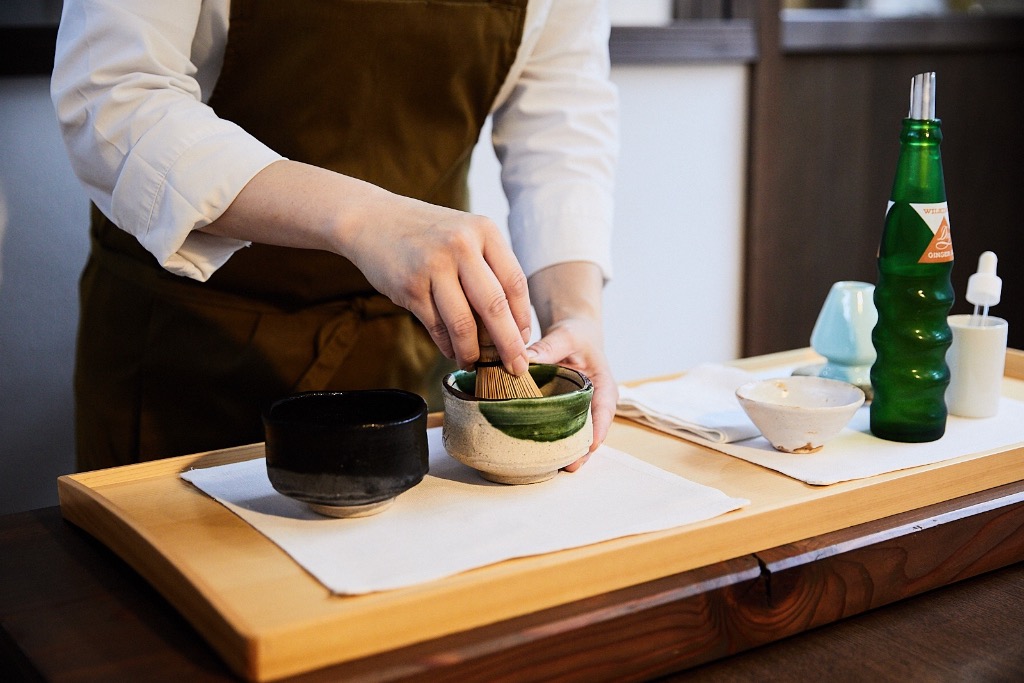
top-left (607, 0), bottom-right (673, 25)
top-left (471, 63), bottom-right (748, 382)
top-left (607, 63), bottom-right (747, 377)
top-left (0, 63), bottom-right (748, 515)
top-left (0, 77), bottom-right (90, 514)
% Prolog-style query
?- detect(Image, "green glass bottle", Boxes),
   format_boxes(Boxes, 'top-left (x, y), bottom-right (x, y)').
top-left (870, 72), bottom-right (955, 443)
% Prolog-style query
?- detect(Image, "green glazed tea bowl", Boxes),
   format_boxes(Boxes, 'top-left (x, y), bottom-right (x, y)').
top-left (441, 364), bottom-right (593, 485)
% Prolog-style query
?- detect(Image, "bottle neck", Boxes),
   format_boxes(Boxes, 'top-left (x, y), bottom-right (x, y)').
top-left (899, 116), bottom-right (943, 145)
top-left (891, 117), bottom-right (945, 204)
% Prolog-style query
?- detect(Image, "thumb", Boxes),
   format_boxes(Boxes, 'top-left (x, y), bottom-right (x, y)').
top-left (526, 327), bottom-right (573, 365)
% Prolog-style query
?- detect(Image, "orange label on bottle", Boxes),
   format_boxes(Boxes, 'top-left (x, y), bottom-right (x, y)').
top-left (911, 202), bottom-right (953, 263)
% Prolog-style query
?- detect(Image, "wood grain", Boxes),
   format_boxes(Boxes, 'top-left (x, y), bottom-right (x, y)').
top-left (7, 484), bottom-right (1024, 681)
top-left (738, 482), bottom-right (1024, 639)
top-left (55, 349), bottom-right (1024, 681)
top-left (328, 482), bottom-right (1024, 682)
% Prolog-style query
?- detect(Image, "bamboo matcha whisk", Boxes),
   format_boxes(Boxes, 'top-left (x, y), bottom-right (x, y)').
top-left (474, 325), bottom-right (543, 399)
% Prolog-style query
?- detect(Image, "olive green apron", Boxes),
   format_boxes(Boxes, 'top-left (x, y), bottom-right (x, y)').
top-left (75, 0), bottom-right (527, 470)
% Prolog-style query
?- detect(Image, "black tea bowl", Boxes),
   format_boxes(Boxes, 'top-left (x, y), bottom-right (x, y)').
top-left (263, 390), bottom-right (428, 518)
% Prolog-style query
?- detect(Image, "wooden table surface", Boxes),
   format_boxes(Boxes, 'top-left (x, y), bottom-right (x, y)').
top-left (44, 349), bottom-right (1024, 681)
top-left (4, 479), bottom-right (1024, 682)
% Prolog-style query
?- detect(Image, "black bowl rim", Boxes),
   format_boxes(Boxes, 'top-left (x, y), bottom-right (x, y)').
top-left (262, 389), bottom-right (427, 430)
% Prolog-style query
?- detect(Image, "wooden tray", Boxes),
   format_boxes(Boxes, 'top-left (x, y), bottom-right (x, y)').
top-left (57, 349), bottom-right (1024, 682)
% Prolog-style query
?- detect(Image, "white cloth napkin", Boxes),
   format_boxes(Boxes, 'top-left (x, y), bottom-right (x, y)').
top-left (702, 397), bottom-right (1024, 485)
top-left (616, 363), bottom-right (762, 443)
top-left (181, 428), bottom-right (749, 595)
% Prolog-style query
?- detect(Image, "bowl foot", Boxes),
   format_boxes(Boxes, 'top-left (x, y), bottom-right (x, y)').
top-left (773, 443), bottom-right (823, 454)
top-left (307, 498), bottom-right (395, 518)
top-left (479, 470), bottom-right (558, 485)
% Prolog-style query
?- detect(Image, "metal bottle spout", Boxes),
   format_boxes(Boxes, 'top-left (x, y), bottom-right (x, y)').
top-left (908, 71), bottom-right (936, 120)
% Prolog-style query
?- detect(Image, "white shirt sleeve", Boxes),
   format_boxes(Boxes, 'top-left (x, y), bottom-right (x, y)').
top-left (51, 0), bottom-right (616, 283)
top-left (490, 0), bottom-right (619, 281)
top-left (50, 0), bottom-right (283, 281)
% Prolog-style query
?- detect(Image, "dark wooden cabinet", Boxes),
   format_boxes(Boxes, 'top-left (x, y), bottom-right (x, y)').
top-left (746, 4), bottom-right (1024, 355)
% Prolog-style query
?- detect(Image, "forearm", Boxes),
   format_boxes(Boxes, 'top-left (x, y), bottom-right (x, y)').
top-left (529, 261), bottom-right (605, 336)
top-left (203, 159), bottom-right (535, 376)
top-left (201, 159), bottom-right (386, 255)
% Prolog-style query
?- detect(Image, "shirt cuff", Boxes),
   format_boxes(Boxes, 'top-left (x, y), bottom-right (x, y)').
top-left (111, 116), bottom-right (283, 281)
top-left (508, 181), bottom-right (614, 281)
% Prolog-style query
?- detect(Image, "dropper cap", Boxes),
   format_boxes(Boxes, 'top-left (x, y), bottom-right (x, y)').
top-left (966, 251), bottom-right (1001, 307)
top-left (908, 72), bottom-right (936, 120)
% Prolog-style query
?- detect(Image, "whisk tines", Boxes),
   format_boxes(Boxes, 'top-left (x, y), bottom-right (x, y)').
top-left (474, 331), bottom-right (542, 400)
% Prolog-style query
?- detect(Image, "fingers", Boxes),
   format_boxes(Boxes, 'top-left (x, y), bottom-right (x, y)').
top-left (562, 453), bottom-right (590, 473)
top-left (459, 267), bottom-right (530, 375)
top-left (532, 322), bottom-right (618, 462)
top-left (426, 281), bottom-right (478, 368)
top-left (586, 367), bottom-right (618, 453)
top-left (561, 369), bottom-right (616, 472)
top-left (524, 325), bottom-right (574, 366)
top-left (338, 191), bottom-right (532, 373)
top-left (482, 239), bottom-right (533, 345)
top-left (443, 218), bottom-right (531, 375)
top-left (404, 213), bottom-right (530, 374)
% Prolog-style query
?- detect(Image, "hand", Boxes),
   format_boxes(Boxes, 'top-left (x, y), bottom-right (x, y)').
top-left (203, 160), bottom-right (534, 373)
top-left (527, 262), bottom-right (616, 468)
top-left (344, 193), bottom-right (534, 374)
top-left (527, 316), bottom-right (617, 467)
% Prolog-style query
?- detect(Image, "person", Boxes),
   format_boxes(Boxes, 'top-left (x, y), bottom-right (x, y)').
top-left (51, 0), bottom-right (619, 472)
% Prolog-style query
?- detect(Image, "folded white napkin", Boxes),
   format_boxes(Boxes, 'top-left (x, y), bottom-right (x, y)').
top-left (181, 428), bottom-right (748, 595)
top-left (616, 363), bottom-right (761, 443)
top-left (711, 397), bottom-right (1024, 485)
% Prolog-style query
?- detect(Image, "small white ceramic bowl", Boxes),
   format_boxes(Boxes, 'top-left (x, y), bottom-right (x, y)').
top-left (441, 364), bottom-right (593, 484)
top-left (736, 376), bottom-right (865, 453)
